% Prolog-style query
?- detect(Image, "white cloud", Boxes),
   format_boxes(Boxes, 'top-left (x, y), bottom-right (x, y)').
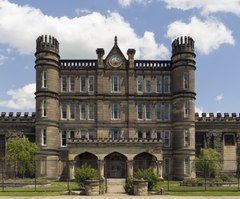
top-left (167, 16), bottom-right (235, 54)
top-left (0, 54), bottom-right (8, 65)
top-left (0, 83), bottom-right (35, 110)
top-left (0, 0), bottom-right (169, 59)
top-left (118, 0), bottom-right (153, 7)
top-left (195, 106), bottom-right (203, 116)
top-left (215, 94), bottom-right (223, 102)
top-left (75, 8), bottom-right (91, 16)
top-left (162, 0), bottom-right (240, 16)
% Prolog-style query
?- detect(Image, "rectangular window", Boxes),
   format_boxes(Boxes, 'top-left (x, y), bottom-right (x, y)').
top-left (137, 76), bottom-right (143, 93)
top-left (156, 76), bottom-right (162, 93)
top-left (145, 104), bottom-right (152, 120)
top-left (61, 103), bottom-right (67, 119)
top-left (88, 76), bottom-right (94, 92)
top-left (157, 131), bottom-right (161, 140)
top-left (138, 130), bottom-right (143, 139)
top-left (183, 72), bottom-right (189, 89)
top-left (112, 103), bottom-right (120, 120)
top-left (42, 129), bottom-right (46, 146)
top-left (163, 131), bottom-right (170, 147)
top-left (42, 71), bottom-right (47, 88)
top-left (61, 76), bottom-right (67, 92)
top-left (61, 131), bottom-right (67, 147)
top-left (164, 158), bottom-right (170, 175)
top-left (70, 130), bottom-right (75, 139)
top-left (145, 77), bottom-right (151, 93)
top-left (184, 158), bottom-right (190, 176)
top-left (137, 103), bottom-right (143, 120)
top-left (81, 130), bottom-right (86, 139)
top-left (184, 129), bottom-right (190, 146)
top-left (42, 100), bottom-right (47, 117)
top-left (163, 103), bottom-right (171, 120)
top-left (146, 131), bottom-right (151, 139)
top-left (89, 130), bottom-right (95, 140)
top-left (112, 130), bottom-right (120, 140)
top-left (224, 134), bottom-right (235, 145)
top-left (70, 103), bottom-right (75, 120)
top-left (184, 100), bottom-right (190, 118)
top-left (163, 76), bottom-right (171, 93)
top-left (70, 76), bottom-right (75, 92)
top-left (156, 103), bottom-right (162, 120)
top-left (80, 76), bottom-right (86, 92)
top-left (112, 76), bottom-right (120, 92)
top-left (88, 103), bottom-right (95, 120)
top-left (80, 103), bottom-right (86, 120)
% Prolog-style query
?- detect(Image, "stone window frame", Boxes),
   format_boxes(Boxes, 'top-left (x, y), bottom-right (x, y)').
top-left (88, 76), bottom-right (95, 93)
top-left (61, 131), bottom-right (67, 147)
top-left (60, 103), bottom-right (67, 120)
top-left (145, 76), bottom-right (151, 93)
top-left (156, 75), bottom-right (162, 93)
top-left (111, 103), bottom-right (120, 120)
top-left (69, 103), bottom-right (76, 120)
top-left (41, 99), bottom-right (47, 118)
top-left (184, 100), bottom-right (190, 118)
top-left (163, 75), bottom-right (171, 93)
top-left (69, 76), bottom-right (75, 92)
top-left (111, 76), bottom-right (120, 93)
top-left (61, 76), bottom-right (68, 92)
top-left (42, 128), bottom-right (47, 146)
top-left (80, 76), bottom-right (87, 93)
top-left (137, 76), bottom-right (143, 93)
top-left (183, 72), bottom-right (189, 89)
top-left (184, 128), bottom-right (190, 146)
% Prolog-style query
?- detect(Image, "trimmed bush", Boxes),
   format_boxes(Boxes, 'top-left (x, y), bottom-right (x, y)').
top-left (75, 165), bottom-right (98, 190)
top-left (134, 167), bottom-right (160, 191)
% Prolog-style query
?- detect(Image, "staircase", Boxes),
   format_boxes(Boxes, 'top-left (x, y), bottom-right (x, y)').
top-left (106, 178), bottom-right (126, 194)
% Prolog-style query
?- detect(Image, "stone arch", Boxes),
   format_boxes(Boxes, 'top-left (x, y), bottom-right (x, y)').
top-left (75, 152), bottom-right (98, 170)
top-left (104, 152), bottom-right (127, 178)
top-left (133, 152), bottom-right (157, 172)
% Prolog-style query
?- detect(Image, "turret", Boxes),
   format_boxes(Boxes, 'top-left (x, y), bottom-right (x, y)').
top-left (171, 36), bottom-right (196, 179)
top-left (35, 35), bottom-right (60, 179)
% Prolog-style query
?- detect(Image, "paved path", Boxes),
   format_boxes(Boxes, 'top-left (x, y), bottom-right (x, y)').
top-left (1, 195), bottom-right (240, 199)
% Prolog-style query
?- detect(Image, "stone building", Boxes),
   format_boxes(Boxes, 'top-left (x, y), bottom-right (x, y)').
top-left (0, 35), bottom-right (239, 180)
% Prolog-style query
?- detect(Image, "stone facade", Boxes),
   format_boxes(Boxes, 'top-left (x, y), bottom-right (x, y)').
top-left (0, 35), bottom-right (239, 180)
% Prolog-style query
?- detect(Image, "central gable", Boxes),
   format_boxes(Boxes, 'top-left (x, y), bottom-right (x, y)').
top-left (105, 36), bottom-right (127, 69)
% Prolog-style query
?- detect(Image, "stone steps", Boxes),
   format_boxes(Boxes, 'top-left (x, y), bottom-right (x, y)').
top-left (106, 178), bottom-right (126, 194)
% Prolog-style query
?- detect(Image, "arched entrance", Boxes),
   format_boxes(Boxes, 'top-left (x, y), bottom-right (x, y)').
top-left (75, 152), bottom-right (98, 170)
top-left (104, 152), bottom-right (127, 178)
top-left (133, 152), bottom-right (157, 172)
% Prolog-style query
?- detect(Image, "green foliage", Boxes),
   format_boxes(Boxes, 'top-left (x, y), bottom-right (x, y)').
top-left (134, 167), bottom-right (160, 191)
top-left (7, 137), bottom-right (38, 177)
top-left (74, 165), bottom-right (98, 189)
top-left (124, 176), bottom-right (134, 195)
top-left (195, 148), bottom-right (223, 178)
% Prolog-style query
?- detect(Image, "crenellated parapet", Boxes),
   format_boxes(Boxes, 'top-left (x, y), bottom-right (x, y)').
top-left (0, 112), bottom-right (36, 122)
top-left (172, 36), bottom-right (195, 55)
top-left (36, 35), bottom-right (59, 53)
top-left (195, 113), bottom-right (240, 122)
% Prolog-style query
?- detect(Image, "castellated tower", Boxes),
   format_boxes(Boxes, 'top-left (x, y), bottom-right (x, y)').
top-left (171, 37), bottom-right (196, 179)
top-left (35, 35), bottom-right (60, 179)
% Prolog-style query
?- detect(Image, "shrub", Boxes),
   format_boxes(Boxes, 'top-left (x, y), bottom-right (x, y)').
top-left (124, 176), bottom-right (134, 195)
top-left (75, 165), bottom-right (98, 190)
top-left (134, 167), bottom-right (160, 191)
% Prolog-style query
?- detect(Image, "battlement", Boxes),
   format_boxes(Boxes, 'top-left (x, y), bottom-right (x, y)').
top-left (60, 59), bottom-right (97, 69)
top-left (36, 35), bottom-right (59, 53)
top-left (172, 36), bottom-right (195, 55)
top-left (135, 60), bottom-right (171, 70)
top-left (195, 113), bottom-right (240, 122)
top-left (0, 112), bottom-right (36, 122)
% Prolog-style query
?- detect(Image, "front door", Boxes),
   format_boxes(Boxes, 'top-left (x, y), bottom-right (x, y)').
top-left (109, 161), bottom-right (122, 178)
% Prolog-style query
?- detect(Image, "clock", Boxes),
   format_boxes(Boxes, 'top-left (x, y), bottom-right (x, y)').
top-left (109, 54), bottom-right (122, 68)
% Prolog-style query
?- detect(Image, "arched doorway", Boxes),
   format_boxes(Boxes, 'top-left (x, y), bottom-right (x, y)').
top-left (75, 152), bottom-right (98, 170)
top-left (104, 152), bottom-right (127, 178)
top-left (133, 152), bottom-right (157, 172)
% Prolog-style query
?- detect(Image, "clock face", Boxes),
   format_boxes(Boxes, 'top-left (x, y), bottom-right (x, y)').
top-left (109, 54), bottom-right (122, 68)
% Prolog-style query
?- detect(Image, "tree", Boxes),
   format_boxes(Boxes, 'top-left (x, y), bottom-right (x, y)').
top-left (7, 137), bottom-right (38, 177)
top-left (195, 148), bottom-right (223, 178)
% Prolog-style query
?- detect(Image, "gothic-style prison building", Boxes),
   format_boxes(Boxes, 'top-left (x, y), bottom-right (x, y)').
top-left (0, 35), bottom-right (239, 180)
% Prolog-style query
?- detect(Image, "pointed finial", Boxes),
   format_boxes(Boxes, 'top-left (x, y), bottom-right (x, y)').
top-left (114, 36), bottom-right (117, 45)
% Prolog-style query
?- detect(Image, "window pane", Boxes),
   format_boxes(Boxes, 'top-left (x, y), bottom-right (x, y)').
top-left (137, 76), bottom-right (143, 92)
top-left (42, 71), bottom-right (47, 88)
top-left (70, 130), bottom-right (75, 139)
top-left (112, 103), bottom-right (120, 119)
top-left (146, 131), bottom-right (151, 139)
top-left (42, 129), bottom-right (46, 145)
top-left (70, 76), bottom-right (75, 92)
top-left (163, 131), bottom-right (170, 147)
top-left (184, 129), bottom-right (190, 146)
top-left (138, 131), bottom-right (143, 139)
top-left (88, 103), bottom-right (95, 120)
top-left (80, 103), bottom-right (86, 119)
top-left (89, 76), bottom-right (94, 92)
top-left (183, 72), bottom-right (189, 89)
top-left (184, 100), bottom-right (190, 118)
top-left (137, 104), bottom-right (143, 120)
top-left (163, 76), bottom-right (170, 93)
top-left (163, 103), bottom-right (170, 120)
top-left (145, 78), bottom-right (151, 93)
top-left (89, 131), bottom-right (95, 140)
top-left (70, 104), bottom-right (75, 119)
top-left (81, 130), bottom-right (86, 139)
top-left (112, 76), bottom-right (120, 92)
top-left (112, 130), bottom-right (120, 140)
top-left (62, 131), bottom-right (67, 146)
top-left (156, 103), bottom-right (162, 120)
top-left (145, 104), bottom-right (151, 120)
top-left (80, 76), bottom-right (86, 92)
top-left (42, 100), bottom-right (47, 117)
top-left (62, 76), bottom-right (67, 92)
top-left (61, 104), bottom-right (67, 119)
top-left (156, 76), bottom-right (162, 93)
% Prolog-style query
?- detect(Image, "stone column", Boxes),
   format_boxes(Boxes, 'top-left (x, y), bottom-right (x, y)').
top-left (98, 160), bottom-right (105, 179)
top-left (156, 160), bottom-right (163, 179)
top-left (69, 160), bottom-right (75, 180)
top-left (127, 160), bottom-right (134, 177)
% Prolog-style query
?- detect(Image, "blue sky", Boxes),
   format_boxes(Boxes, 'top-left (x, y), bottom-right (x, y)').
top-left (0, 0), bottom-right (239, 115)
